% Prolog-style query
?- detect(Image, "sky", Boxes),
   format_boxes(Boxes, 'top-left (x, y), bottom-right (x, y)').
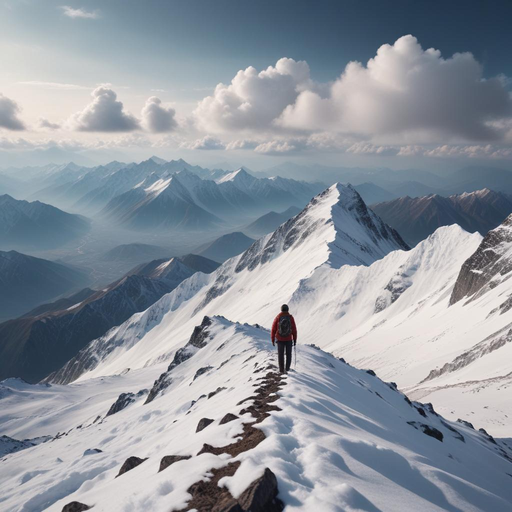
top-left (0, 0), bottom-right (512, 170)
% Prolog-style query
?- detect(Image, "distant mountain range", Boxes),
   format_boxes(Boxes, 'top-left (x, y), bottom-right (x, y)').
top-left (0, 195), bottom-right (90, 250)
top-left (101, 243), bottom-right (172, 264)
top-left (101, 168), bottom-right (322, 231)
top-left (0, 250), bottom-right (89, 322)
top-left (244, 206), bottom-right (302, 237)
top-left (196, 232), bottom-right (256, 263)
top-left (371, 189), bottom-right (512, 246)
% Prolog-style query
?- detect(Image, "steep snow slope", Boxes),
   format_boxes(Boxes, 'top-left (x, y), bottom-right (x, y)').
top-left (56, 183), bottom-right (407, 382)
top-left (1, 318), bottom-right (512, 512)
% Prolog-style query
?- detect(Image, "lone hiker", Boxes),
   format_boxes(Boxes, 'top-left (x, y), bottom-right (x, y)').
top-left (271, 304), bottom-right (297, 374)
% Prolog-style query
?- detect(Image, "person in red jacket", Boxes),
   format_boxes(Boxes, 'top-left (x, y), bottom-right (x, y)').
top-left (271, 304), bottom-right (297, 374)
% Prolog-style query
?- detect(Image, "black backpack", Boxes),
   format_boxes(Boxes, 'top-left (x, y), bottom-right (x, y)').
top-left (278, 315), bottom-right (292, 337)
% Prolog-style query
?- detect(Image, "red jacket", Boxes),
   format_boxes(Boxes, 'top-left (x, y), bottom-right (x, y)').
top-left (271, 312), bottom-right (297, 342)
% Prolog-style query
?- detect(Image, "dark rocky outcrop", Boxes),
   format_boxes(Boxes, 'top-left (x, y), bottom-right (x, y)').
top-left (450, 214), bottom-right (512, 305)
top-left (159, 455), bottom-right (191, 472)
top-left (196, 418), bottom-right (214, 433)
top-left (106, 389), bottom-right (148, 417)
top-left (193, 366), bottom-right (213, 380)
top-left (61, 502), bottom-right (91, 512)
top-left (235, 468), bottom-right (283, 512)
top-left (408, 421), bottom-right (444, 442)
top-left (116, 456), bottom-right (147, 477)
top-left (219, 413), bottom-right (238, 425)
top-left (145, 317), bottom-right (212, 404)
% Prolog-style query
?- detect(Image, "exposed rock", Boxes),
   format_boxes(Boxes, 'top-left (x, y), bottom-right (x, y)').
top-left (236, 468), bottom-right (284, 512)
top-left (457, 419), bottom-right (475, 429)
top-left (116, 456), bottom-right (147, 477)
top-left (194, 366), bottom-right (213, 380)
top-left (61, 502), bottom-right (91, 512)
top-left (106, 389), bottom-right (148, 417)
top-left (440, 420), bottom-right (465, 443)
top-left (408, 421), bottom-right (444, 442)
top-left (208, 387), bottom-right (226, 399)
top-left (450, 214), bottom-right (512, 305)
top-left (365, 369), bottom-right (376, 377)
top-left (159, 455), bottom-right (191, 472)
top-left (145, 317), bottom-right (212, 404)
top-left (220, 413), bottom-right (238, 425)
top-left (196, 418), bottom-right (214, 433)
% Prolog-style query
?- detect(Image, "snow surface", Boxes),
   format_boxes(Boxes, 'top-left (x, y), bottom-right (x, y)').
top-left (1, 318), bottom-right (512, 511)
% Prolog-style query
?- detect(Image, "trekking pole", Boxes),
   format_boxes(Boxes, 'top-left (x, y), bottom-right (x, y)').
top-left (294, 344), bottom-right (297, 370)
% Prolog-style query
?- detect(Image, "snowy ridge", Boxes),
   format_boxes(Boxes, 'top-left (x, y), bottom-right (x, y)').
top-left (57, 183), bottom-right (408, 384)
top-left (1, 317), bottom-right (512, 511)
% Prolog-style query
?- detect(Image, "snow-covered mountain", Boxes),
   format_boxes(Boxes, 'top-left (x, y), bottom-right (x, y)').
top-left (0, 258), bottom-right (198, 384)
top-left (372, 188), bottom-right (512, 246)
top-left (49, 183), bottom-right (408, 384)
top-left (0, 194), bottom-right (90, 250)
top-left (0, 250), bottom-right (89, 322)
top-left (44, 181), bottom-right (512, 436)
top-left (101, 168), bottom-right (322, 231)
top-left (1, 317), bottom-right (512, 511)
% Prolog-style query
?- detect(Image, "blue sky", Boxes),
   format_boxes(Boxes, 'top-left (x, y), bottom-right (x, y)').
top-left (0, 0), bottom-right (511, 169)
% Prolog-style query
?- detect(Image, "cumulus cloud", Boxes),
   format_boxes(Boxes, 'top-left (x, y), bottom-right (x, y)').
top-left (225, 139), bottom-right (260, 150)
top-left (141, 97), bottom-right (178, 133)
top-left (38, 118), bottom-right (61, 130)
top-left (183, 136), bottom-right (225, 150)
top-left (194, 58), bottom-right (312, 133)
top-left (0, 94), bottom-right (25, 131)
top-left (193, 36), bottom-right (512, 146)
top-left (254, 139), bottom-right (307, 155)
top-left (61, 6), bottom-right (99, 19)
top-left (69, 86), bottom-right (140, 132)
top-left (279, 35), bottom-right (512, 143)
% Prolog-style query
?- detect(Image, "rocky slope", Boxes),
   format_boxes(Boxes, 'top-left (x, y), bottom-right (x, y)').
top-left (371, 188), bottom-right (512, 245)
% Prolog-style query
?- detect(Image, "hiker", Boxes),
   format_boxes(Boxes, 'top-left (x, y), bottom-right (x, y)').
top-left (271, 304), bottom-right (297, 374)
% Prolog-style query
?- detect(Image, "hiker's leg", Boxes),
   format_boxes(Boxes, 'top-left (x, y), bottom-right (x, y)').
top-left (277, 342), bottom-right (285, 373)
top-left (285, 341), bottom-right (292, 372)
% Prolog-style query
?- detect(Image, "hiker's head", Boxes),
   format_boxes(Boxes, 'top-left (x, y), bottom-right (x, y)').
top-left (281, 304), bottom-right (289, 313)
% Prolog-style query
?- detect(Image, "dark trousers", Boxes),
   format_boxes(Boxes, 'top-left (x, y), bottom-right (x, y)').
top-left (277, 340), bottom-right (293, 373)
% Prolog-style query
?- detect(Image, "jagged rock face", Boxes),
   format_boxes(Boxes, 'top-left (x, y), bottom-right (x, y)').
top-left (450, 214), bottom-right (512, 305)
top-left (374, 272), bottom-right (413, 313)
top-left (145, 316), bottom-right (212, 404)
top-left (105, 389), bottom-right (148, 417)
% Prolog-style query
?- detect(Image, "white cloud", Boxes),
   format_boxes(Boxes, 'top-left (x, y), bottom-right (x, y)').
top-left (38, 118), bottom-right (61, 130)
top-left (141, 97), bottom-right (178, 133)
top-left (0, 94), bottom-right (25, 131)
top-left (193, 58), bottom-right (312, 133)
top-left (279, 35), bottom-right (512, 143)
top-left (183, 136), bottom-right (225, 150)
top-left (254, 139), bottom-right (306, 155)
top-left (225, 139), bottom-right (260, 150)
top-left (61, 6), bottom-right (99, 19)
top-left (69, 86), bottom-right (140, 132)
top-left (192, 36), bottom-right (512, 146)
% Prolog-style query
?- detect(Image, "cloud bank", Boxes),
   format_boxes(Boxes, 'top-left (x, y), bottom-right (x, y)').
top-left (141, 97), bottom-right (177, 133)
top-left (69, 86), bottom-right (140, 132)
top-left (0, 94), bottom-right (25, 131)
top-left (194, 35), bottom-right (512, 146)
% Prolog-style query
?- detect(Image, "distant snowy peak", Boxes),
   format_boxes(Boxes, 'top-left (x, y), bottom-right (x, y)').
top-left (216, 168), bottom-right (256, 186)
top-left (450, 214), bottom-right (512, 305)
